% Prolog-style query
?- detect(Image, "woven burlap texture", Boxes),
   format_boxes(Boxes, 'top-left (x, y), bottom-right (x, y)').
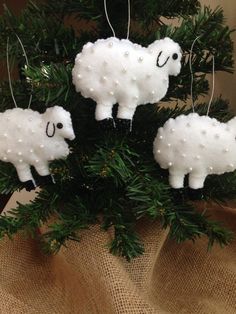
top-left (0, 202), bottom-right (236, 314)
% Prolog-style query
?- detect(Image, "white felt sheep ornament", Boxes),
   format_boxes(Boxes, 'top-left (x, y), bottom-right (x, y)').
top-left (0, 106), bottom-right (75, 191)
top-left (72, 37), bottom-right (182, 127)
top-left (153, 113), bottom-right (236, 189)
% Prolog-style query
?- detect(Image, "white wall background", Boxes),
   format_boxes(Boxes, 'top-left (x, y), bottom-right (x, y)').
top-left (201, 0), bottom-right (236, 109)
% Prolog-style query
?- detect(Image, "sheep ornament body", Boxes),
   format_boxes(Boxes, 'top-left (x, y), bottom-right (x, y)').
top-left (72, 37), bottom-right (182, 124)
top-left (0, 106), bottom-right (75, 190)
top-left (153, 113), bottom-right (236, 189)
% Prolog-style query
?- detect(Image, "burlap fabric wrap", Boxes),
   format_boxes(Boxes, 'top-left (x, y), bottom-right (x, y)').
top-left (0, 202), bottom-right (236, 313)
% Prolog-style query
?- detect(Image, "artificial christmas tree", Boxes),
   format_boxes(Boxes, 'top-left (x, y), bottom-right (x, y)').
top-left (0, 0), bottom-right (235, 261)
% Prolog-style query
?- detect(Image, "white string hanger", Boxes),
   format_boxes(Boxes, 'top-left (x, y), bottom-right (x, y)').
top-left (104, 0), bottom-right (131, 39)
top-left (126, 0), bottom-right (131, 39)
top-left (189, 35), bottom-right (215, 115)
top-left (6, 35), bottom-right (33, 109)
top-left (104, 0), bottom-right (116, 37)
top-left (206, 54), bottom-right (215, 116)
top-left (15, 33), bottom-right (33, 109)
top-left (6, 37), bottom-right (17, 108)
top-left (189, 35), bottom-right (201, 113)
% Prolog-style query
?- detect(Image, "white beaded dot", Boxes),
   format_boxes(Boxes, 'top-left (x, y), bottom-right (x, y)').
top-left (18, 152), bottom-right (22, 156)
top-left (18, 139), bottom-right (23, 143)
top-left (209, 166), bottom-right (213, 171)
top-left (89, 88), bottom-right (94, 92)
top-left (3, 133), bottom-right (7, 138)
top-left (86, 65), bottom-right (92, 71)
top-left (102, 76), bottom-right (107, 82)
top-left (138, 56), bottom-right (144, 62)
top-left (159, 135), bottom-right (163, 140)
top-left (3, 156), bottom-right (7, 161)
top-left (77, 74), bottom-right (82, 79)
top-left (181, 138), bottom-right (186, 143)
top-left (168, 162), bottom-right (173, 167)
top-left (189, 167), bottom-right (193, 172)
top-left (18, 159), bottom-right (23, 163)
top-left (108, 42), bottom-right (113, 47)
top-left (35, 159), bottom-right (39, 163)
top-left (195, 155), bottom-right (201, 160)
top-left (157, 150), bottom-right (161, 154)
top-left (40, 144), bottom-right (44, 148)
top-left (167, 143), bottom-right (171, 147)
top-left (114, 80), bottom-right (119, 86)
top-left (181, 153), bottom-right (186, 158)
top-left (223, 148), bottom-right (229, 153)
top-left (30, 149), bottom-right (34, 153)
top-left (109, 91), bottom-right (114, 96)
top-left (6, 149), bottom-right (11, 154)
top-left (124, 51), bottom-right (129, 56)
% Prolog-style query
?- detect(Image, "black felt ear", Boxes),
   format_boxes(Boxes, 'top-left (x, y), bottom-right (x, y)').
top-left (156, 51), bottom-right (170, 68)
top-left (46, 121), bottom-right (56, 137)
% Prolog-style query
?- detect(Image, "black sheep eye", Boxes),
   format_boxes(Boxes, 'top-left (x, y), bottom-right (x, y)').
top-left (57, 123), bottom-right (63, 129)
top-left (172, 53), bottom-right (178, 60)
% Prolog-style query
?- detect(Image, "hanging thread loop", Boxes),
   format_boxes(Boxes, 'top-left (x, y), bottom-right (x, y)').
top-left (104, 0), bottom-right (116, 37)
top-left (6, 37), bottom-right (17, 108)
top-left (189, 35), bottom-right (215, 115)
top-left (189, 35), bottom-right (201, 112)
top-left (6, 35), bottom-right (33, 109)
top-left (206, 54), bottom-right (215, 116)
top-left (104, 0), bottom-right (131, 39)
top-left (127, 0), bottom-right (131, 39)
top-left (15, 33), bottom-right (33, 108)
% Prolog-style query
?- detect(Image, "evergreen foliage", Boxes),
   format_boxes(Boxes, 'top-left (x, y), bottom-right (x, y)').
top-left (0, 0), bottom-right (235, 260)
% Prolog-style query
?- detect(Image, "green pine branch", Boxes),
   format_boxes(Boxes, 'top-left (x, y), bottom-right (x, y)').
top-left (0, 189), bottom-right (59, 238)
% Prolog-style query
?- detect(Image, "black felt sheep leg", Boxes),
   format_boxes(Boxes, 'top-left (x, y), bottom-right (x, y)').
top-left (97, 118), bottom-right (116, 131)
top-left (115, 118), bottom-right (132, 133)
top-left (36, 174), bottom-right (55, 187)
top-left (23, 180), bottom-right (37, 192)
top-left (188, 188), bottom-right (204, 201)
